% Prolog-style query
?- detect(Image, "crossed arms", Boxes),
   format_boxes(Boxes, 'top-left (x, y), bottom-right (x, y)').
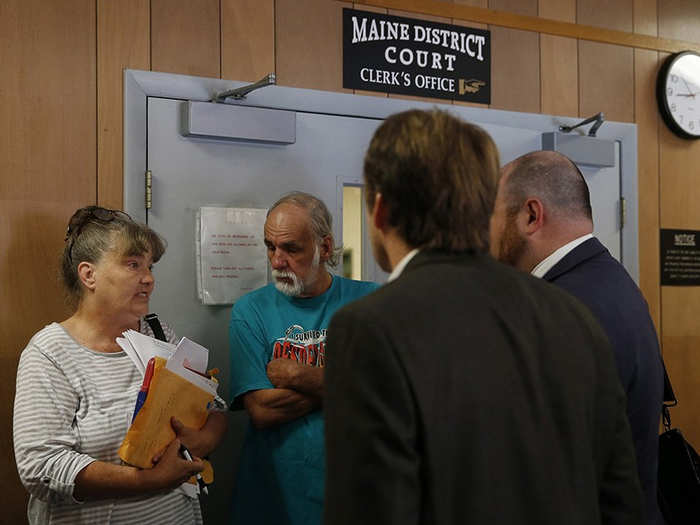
top-left (243, 358), bottom-right (324, 429)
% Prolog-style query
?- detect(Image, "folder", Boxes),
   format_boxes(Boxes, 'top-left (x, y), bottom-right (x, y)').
top-left (118, 336), bottom-right (220, 485)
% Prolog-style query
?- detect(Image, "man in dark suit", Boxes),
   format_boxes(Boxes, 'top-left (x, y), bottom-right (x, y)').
top-left (490, 149), bottom-right (664, 525)
top-left (324, 109), bottom-right (643, 525)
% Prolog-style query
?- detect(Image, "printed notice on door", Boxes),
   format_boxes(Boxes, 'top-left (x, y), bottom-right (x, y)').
top-left (197, 207), bottom-right (267, 304)
top-left (660, 228), bottom-right (700, 286)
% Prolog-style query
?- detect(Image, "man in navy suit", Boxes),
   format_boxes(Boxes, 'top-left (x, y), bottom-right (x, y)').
top-left (490, 150), bottom-right (665, 525)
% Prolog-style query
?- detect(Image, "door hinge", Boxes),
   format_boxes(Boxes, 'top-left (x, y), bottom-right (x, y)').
top-left (145, 170), bottom-right (152, 210)
top-left (620, 196), bottom-right (626, 229)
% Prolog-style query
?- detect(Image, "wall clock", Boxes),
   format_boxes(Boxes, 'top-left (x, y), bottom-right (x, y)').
top-left (657, 51), bottom-right (700, 139)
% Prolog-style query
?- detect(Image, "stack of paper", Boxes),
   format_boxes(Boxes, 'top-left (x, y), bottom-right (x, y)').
top-left (118, 331), bottom-right (218, 398)
top-left (117, 330), bottom-right (177, 375)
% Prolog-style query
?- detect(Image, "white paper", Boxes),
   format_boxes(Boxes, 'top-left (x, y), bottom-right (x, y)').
top-left (119, 330), bottom-right (218, 397)
top-left (197, 206), bottom-right (268, 305)
top-left (117, 337), bottom-right (146, 375)
top-left (120, 329), bottom-right (177, 374)
top-left (170, 337), bottom-right (209, 373)
top-left (165, 337), bottom-right (218, 396)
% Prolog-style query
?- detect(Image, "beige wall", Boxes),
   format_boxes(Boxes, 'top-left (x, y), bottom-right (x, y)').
top-left (3, 0), bottom-right (700, 519)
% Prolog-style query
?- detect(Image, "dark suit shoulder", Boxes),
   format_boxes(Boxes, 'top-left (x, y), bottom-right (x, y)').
top-left (545, 240), bottom-right (648, 317)
top-left (545, 243), bottom-right (660, 364)
top-left (341, 252), bottom-right (610, 353)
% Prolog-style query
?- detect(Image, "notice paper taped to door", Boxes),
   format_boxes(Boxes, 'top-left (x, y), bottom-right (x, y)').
top-left (197, 207), bottom-right (268, 304)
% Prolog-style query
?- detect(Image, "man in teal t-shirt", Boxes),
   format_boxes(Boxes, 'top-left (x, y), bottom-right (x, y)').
top-left (229, 192), bottom-right (378, 525)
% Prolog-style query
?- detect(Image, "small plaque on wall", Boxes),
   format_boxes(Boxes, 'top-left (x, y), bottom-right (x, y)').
top-left (660, 228), bottom-right (700, 286)
top-left (343, 8), bottom-right (490, 103)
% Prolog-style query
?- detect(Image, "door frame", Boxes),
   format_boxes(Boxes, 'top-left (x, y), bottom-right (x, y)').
top-left (125, 69), bottom-right (639, 282)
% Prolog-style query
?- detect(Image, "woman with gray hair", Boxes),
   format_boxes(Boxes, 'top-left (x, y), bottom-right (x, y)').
top-left (13, 206), bottom-right (226, 524)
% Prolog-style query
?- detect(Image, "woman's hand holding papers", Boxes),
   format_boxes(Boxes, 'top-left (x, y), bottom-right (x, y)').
top-left (147, 438), bottom-right (204, 491)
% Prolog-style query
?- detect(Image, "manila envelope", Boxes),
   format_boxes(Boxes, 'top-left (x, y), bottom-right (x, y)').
top-left (119, 357), bottom-right (216, 483)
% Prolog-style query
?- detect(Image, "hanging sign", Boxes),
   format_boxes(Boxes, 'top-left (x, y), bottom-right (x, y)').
top-left (343, 8), bottom-right (490, 103)
top-left (660, 228), bottom-right (700, 286)
top-left (197, 207), bottom-right (268, 304)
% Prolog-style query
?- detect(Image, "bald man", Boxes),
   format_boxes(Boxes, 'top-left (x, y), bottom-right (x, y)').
top-left (490, 150), bottom-right (665, 525)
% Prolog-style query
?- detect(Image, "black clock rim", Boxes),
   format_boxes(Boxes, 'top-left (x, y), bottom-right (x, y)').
top-left (656, 50), bottom-right (700, 140)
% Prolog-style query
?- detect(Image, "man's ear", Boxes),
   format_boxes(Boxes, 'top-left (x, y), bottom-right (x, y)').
top-left (77, 261), bottom-right (97, 291)
top-left (369, 192), bottom-right (389, 232)
top-left (318, 235), bottom-right (333, 263)
top-left (519, 198), bottom-right (545, 235)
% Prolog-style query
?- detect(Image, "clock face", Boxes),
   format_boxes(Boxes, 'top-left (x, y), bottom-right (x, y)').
top-left (658, 51), bottom-right (700, 139)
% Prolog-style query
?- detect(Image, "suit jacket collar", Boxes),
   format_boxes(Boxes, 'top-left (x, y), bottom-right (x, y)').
top-left (542, 237), bottom-right (606, 282)
top-left (400, 249), bottom-right (478, 276)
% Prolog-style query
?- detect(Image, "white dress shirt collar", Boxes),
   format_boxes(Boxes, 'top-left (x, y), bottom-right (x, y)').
top-left (531, 233), bottom-right (593, 278)
top-left (387, 248), bottom-right (420, 282)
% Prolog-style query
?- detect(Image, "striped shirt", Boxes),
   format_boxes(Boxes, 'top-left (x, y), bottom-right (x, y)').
top-left (13, 320), bottom-right (203, 525)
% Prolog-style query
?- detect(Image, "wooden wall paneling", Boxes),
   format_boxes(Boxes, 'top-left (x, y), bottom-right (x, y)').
top-left (0, 203), bottom-right (80, 520)
top-left (577, 0), bottom-right (634, 122)
top-left (489, 26), bottom-right (540, 113)
top-left (97, 0), bottom-right (150, 210)
top-left (540, 35), bottom-right (577, 117)
top-left (0, 3), bottom-right (97, 203)
top-left (0, 0), bottom-right (97, 517)
top-left (151, 0), bottom-right (221, 78)
top-left (488, 0), bottom-right (539, 114)
top-left (488, 0), bottom-right (537, 17)
top-left (577, 0), bottom-right (633, 32)
top-left (634, 0), bottom-right (658, 37)
top-left (662, 284), bottom-right (700, 446)
top-left (634, 49), bottom-right (661, 332)
top-left (539, 0), bottom-right (577, 117)
top-left (351, 3), bottom-right (389, 98)
top-left (659, 129), bottom-right (700, 229)
top-left (276, 0), bottom-right (351, 92)
top-left (386, 9), bottom-right (453, 103)
top-left (455, 0), bottom-right (487, 7)
top-left (538, 0), bottom-right (574, 22)
top-left (221, 0), bottom-right (275, 83)
top-left (578, 41), bottom-right (634, 122)
top-left (658, 0), bottom-right (700, 44)
top-left (660, 333), bottom-right (700, 445)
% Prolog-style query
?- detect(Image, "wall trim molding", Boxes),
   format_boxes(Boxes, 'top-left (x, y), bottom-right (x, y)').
top-left (354, 0), bottom-right (700, 54)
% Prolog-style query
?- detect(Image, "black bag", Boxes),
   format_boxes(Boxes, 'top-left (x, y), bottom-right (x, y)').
top-left (657, 364), bottom-right (700, 524)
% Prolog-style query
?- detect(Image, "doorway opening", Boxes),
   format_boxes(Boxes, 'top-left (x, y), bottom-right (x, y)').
top-left (342, 185), bottom-right (363, 280)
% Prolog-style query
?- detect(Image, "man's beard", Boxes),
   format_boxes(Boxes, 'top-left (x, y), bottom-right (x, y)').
top-left (272, 246), bottom-right (321, 297)
top-left (497, 214), bottom-right (527, 268)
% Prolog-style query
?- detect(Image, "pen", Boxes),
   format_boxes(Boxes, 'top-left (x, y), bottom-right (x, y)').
top-left (180, 444), bottom-right (209, 496)
top-left (131, 357), bottom-right (155, 422)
